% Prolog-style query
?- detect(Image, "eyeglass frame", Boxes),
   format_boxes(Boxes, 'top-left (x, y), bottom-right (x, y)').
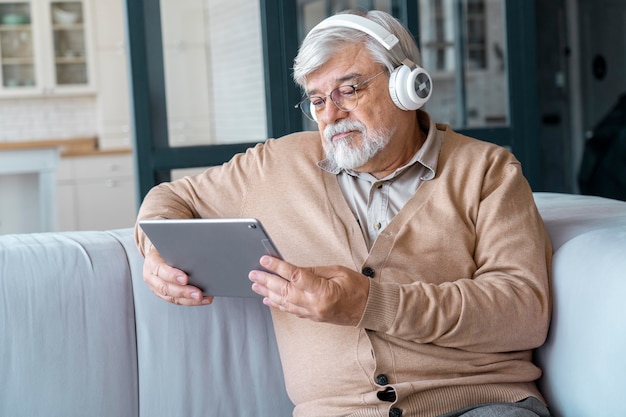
top-left (294, 70), bottom-right (386, 122)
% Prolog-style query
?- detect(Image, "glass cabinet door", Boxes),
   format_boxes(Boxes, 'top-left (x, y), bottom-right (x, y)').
top-left (0, 0), bottom-right (92, 96)
top-left (49, 1), bottom-right (88, 86)
top-left (0, 1), bottom-right (36, 90)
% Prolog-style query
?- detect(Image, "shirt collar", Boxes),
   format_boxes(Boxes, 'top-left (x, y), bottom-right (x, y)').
top-left (317, 110), bottom-right (441, 181)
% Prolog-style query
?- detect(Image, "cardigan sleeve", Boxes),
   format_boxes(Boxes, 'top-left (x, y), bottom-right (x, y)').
top-left (357, 160), bottom-right (552, 353)
top-left (134, 146), bottom-right (259, 256)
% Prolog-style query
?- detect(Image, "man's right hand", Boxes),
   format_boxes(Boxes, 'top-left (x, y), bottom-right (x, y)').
top-left (143, 247), bottom-right (213, 306)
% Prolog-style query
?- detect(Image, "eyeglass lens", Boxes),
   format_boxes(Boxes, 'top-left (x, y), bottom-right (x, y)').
top-left (304, 86), bottom-right (358, 120)
top-left (296, 71), bottom-right (385, 122)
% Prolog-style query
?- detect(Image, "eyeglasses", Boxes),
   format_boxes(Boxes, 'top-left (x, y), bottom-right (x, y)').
top-left (295, 71), bottom-right (386, 122)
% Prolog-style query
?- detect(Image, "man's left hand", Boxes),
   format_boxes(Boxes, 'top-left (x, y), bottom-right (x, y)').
top-left (249, 256), bottom-right (370, 326)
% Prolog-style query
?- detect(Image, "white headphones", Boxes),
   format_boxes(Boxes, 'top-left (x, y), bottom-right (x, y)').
top-left (309, 14), bottom-right (433, 112)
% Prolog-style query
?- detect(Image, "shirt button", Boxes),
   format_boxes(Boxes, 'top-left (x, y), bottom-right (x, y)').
top-left (362, 266), bottom-right (375, 278)
top-left (375, 374), bottom-right (389, 385)
top-left (374, 222), bottom-right (382, 231)
top-left (389, 408), bottom-right (403, 417)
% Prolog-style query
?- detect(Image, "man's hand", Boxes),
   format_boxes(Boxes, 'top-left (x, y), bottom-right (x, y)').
top-left (143, 247), bottom-right (213, 306)
top-left (249, 256), bottom-right (370, 326)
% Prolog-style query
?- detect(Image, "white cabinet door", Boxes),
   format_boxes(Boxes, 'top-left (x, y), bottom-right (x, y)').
top-left (91, 0), bottom-right (123, 47)
top-left (56, 153), bottom-right (137, 232)
top-left (72, 153), bottom-right (136, 230)
top-left (92, 0), bottom-right (130, 150)
top-left (74, 177), bottom-right (135, 230)
top-left (160, 0), bottom-right (206, 45)
top-left (161, 0), bottom-right (213, 147)
top-left (95, 46), bottom-right (130, 149)
top-left (0, 0), bottom-right (96, 97)
top-left (0, 0), bottom-right (41, 94)
top-left (56, 181), bottom-right (77, 230)
top-left (163, 44), bottom-right (213, 146)
top-left (56, 156), bottom-right (77, 231)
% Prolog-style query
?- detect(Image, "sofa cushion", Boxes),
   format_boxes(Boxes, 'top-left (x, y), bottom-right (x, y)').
top-left (0, 231), bottom-right (139, 417)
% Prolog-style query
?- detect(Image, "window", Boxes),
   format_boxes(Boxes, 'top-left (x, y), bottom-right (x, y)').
top-left (419, 0), bottom-right (508, 128)
top-left (466, 0), bottom-right (487, 70)
top-left (160, 0), bottom-right (267, 147)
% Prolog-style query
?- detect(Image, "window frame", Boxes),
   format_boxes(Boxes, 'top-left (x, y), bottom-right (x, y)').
top-left (125, 0), bottom-right (540, 203)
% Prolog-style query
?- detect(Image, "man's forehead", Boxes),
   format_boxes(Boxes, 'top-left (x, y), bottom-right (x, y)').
top-left (305, 71), bottom-right (364, 95)
top-left (304, 44), bottom-right (377, 94)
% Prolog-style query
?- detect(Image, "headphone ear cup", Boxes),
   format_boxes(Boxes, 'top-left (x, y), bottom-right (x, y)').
top-left (388, 65), bottom-right (433, 111)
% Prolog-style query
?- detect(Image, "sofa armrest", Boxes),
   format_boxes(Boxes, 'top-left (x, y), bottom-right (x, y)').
top-left (534, 194), bottom-right (626, 417)
top-left (0, 231), bottom-right (139, 417)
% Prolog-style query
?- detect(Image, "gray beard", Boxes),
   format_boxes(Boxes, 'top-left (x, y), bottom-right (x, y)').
top-left (323, 120), bottom-right (392, 170)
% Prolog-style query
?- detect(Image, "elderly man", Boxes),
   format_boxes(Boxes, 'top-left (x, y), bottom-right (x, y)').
top-left (135, 9), bottom-right (552, 417)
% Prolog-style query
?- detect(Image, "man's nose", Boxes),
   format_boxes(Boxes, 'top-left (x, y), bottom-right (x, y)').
top-left (319, 101), bottom-right (348, 124)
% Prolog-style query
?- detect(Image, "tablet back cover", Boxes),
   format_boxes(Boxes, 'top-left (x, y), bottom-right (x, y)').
top-left (139, 218), bottom-right (281, 297)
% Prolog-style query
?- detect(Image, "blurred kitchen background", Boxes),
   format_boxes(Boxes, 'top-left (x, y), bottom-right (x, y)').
top-left (1, 0), bottom-right (624, 235)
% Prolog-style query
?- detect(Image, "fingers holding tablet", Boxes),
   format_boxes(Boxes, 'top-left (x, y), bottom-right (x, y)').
top-left (143, 246), bottom-right (213, 306)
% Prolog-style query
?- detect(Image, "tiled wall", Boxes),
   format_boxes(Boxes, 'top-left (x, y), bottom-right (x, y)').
top-left (0, 96), bottom-right (97, 142)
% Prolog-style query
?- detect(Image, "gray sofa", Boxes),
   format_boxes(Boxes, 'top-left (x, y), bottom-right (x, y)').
top-left (1, 192), bottom-right (625, 417)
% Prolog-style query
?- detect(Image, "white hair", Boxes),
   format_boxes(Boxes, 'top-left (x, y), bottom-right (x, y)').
top-left (292, 10), bottom-right (422, 89)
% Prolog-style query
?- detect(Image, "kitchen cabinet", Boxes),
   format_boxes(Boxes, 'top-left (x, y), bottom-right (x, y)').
top-left (92, 0), bottom-right (130, 150)
top-left (161, 0), bottom-right (213, 147)
top-left (57, 152), bottom-right (137, 231)
top-left (0, 0), bottom-right (95, 98)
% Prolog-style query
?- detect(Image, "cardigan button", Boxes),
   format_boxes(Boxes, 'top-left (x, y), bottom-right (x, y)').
top-left (375, 374), bottom-right (389, 385)
top-left (362, 266), bottom-right (375, 278)
top-left (389, 407), bottom-right (403, 417)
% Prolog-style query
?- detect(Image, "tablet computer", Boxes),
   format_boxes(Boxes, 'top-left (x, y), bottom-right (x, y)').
top-left (139, 218), bottom-right (282, 297)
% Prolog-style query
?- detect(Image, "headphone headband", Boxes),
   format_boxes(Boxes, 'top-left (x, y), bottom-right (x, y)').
top-left (309, 14), bottom-right (414, 69)
top-left (311, 14), bottom-right (399, 50)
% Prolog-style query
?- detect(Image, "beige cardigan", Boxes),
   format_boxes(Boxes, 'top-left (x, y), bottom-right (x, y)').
top-left (136, 122), bottom-right (552, 417)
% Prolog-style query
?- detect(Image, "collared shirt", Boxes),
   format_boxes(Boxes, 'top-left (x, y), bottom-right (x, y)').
top-left (318, 111), bottom-right (442, 249)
